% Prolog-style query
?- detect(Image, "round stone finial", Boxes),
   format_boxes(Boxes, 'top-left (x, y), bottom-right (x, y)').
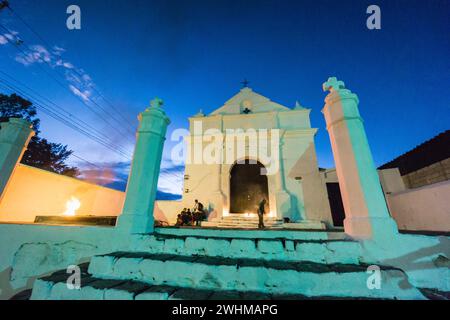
top-left (150, 97), bottom-right (164, 108)
top-left (323, 77), bottom-right (346, 93)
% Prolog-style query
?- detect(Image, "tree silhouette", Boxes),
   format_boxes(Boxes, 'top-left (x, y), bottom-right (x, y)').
top-left (0, 93), bottom-right (79, 177)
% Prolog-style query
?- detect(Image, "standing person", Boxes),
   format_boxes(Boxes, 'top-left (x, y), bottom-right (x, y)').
top-left (258, 198), bottom-right (266, 229)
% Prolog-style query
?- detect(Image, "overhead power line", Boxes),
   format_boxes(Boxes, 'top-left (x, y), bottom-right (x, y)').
top-left (3, 4), bottom-right (137, 133)
top-left (0, 70), bottom-right (126, 146)
top-left (0, 79), bottom-right (132, 160)
top-left (0, 23), bottom-right (136, 143)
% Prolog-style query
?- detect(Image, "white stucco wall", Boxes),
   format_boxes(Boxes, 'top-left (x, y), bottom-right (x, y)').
top-left (323, 168), bottom-right (450, 232)
top-left (386, 180), bottom-right (450, 232)
top-left (0, 164), bottom-right (125, 223)
top-left (154, 200), bottom-right (184, 225)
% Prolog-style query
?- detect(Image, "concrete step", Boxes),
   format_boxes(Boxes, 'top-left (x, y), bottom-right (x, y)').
top-left (213, 216), bottom-right (282, 221)
top-left (202, 217), bottom-right (284, 229)
top-left (201, 222), bottom-right (283, 229)
top-left (213, 225), bottom-right (284, 229)
top-left (201, 217), bottom-right (326, 230)
top-left (154, 226), bottom-right (348, 241)
top-left (131, 233), bottom-right (360, 264)
top-left (208, 220), bottom-right (283, 224)
top-left (202, 222), bottom-right (282, 227)
top-left (85, 252), bottom-right (425, 299)
top-left (214, 218), bottom-right (282, 223)
top-left (211, 219), bottom-right (282, 223)
top-left (31, 270), bottom-right (392, 300)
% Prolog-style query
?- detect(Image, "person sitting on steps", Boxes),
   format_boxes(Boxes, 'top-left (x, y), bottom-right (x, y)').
top-left (176, 208), bottom-right (188, 227)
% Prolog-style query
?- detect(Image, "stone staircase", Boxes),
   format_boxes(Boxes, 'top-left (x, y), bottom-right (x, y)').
top-left (29, 230), bottom-right (428, 300)
top-left (201, 214), bottom-right (284, 229)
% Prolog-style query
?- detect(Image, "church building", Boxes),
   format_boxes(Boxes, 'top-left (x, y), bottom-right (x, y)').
top-left (161, 86), bottom-right (332, 228)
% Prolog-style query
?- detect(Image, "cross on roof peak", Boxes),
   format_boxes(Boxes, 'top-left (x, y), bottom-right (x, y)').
top-left (150, 97), bottom-right (164, 108)
top-left (241, 79), bottom-right (250, 88)
top-left (323, 77), bottom-right (346, 93)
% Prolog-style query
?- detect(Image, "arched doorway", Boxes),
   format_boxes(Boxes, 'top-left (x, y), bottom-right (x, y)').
top-left (230, 159), bottom-right (269, 213)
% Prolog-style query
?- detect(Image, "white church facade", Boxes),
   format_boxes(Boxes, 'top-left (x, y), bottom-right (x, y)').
top-left (0, 78), bottom-right (448, 300)
top-left (158, 86), bottom-right (332, 228)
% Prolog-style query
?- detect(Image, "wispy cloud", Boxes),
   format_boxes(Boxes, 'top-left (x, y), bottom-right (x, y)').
top-left (3, 30), bottom-right (95, 103)
top-left (0, 30), bottom-right (19, 45)
top-left (158, 160), bottom-right (184, 195)
top-left (0, 35), bottom-right (8, 45)
top-left (76, 160), bottom-right (131, 191)
top-left (14, 44), bottom-right (51, 65)
top-left (69, 84), bottom-right (91, 102)
top-left (75, 159), bottom-right (183, 198)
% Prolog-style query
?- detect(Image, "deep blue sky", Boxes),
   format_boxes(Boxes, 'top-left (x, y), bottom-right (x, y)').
top-left (1, 0), bottom-right (449, 196)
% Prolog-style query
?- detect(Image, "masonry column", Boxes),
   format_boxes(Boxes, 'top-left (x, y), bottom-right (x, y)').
top-left (321, 77), bottom-right (398, 239)
top-left (209, 143), bottom-right (226, 218)
top-left (208, 115), bottom-right (226, 218)
top-left (118, 98), bottom-right (170, 234)
top-left (273, 133), bottom-right (291, 219)
top-left (0, 118), bottom-right (34, 200)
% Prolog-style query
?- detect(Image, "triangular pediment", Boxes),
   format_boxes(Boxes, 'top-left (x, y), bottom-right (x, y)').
top-left (209, 87), bottom-right (291, 116)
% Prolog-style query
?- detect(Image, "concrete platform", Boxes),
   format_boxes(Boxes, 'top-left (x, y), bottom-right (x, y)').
top-left (34, 215), bottom-right (117, 226)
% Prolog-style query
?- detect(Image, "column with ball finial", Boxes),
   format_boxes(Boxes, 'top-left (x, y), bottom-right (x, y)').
top-left (118, 97), bottom-right (170, 234)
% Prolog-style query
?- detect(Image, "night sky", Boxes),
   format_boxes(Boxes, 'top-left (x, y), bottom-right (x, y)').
top-left (1, 0), bottom-right (449, 198)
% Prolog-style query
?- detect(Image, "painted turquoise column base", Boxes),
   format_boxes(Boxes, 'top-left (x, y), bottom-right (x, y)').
top-left (117, 214), bottom-right (154, 234)
top-left (344, 216), bottom-right (398, 241)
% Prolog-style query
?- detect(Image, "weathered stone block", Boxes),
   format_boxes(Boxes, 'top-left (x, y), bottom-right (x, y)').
top-left (104, 288), bottom-right (134, 300)
top-left (11, 240), bottom-right (97, 289)
top-left (163, 260), bottom-right (199, 287)
top-left (229, 239), bottom-right (256, 257)
top-left (265, 268), bottom-right (315, 295)
top-left (49, 282), bottom-right (83, 300)
top-left (79, 286), bottom-right (106, 300)
top-left (295, 242), bottom-right (327, 263)
top-left (135, 285), bottom-right (175, 300)
top-left (134, 235), bottom-right (164, 253)
top-left (139, 259), bottom-right (166, 284)
top-left (169, 288), bottom-right (212, 300)
top-left (285, 240), bottom-right (295, 252)
top-left (324, 241), bottom-right (361, 264)
top-left (30, 279), bottom-right (53, 300)
top-left (88, 255), bottom-right (116, 277)
top-left (197, 264), bottom-right (236, 290)
top-left (205, 238), bottom-right (230, 257)
top-left (185, 237), bottom-right (208, 255)
top-left (163, 238), bottom-right (185, 254)
top-left (236, 266), bottom-right (268, 292)
top-left (257, 240), bottom-right (284, 255)
top-left (113, 257), bottom-right (143, 280)
top-left (135, 290), bottom-right (169, 300)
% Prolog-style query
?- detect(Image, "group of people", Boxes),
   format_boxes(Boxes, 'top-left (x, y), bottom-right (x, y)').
top-left (175, 199), bottom-right (207, 227)
top-left (175, 198), bottom-right (268, 229)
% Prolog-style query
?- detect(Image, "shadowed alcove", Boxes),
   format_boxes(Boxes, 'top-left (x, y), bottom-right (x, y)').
top-left (229, 159), bottom-right (269, 213)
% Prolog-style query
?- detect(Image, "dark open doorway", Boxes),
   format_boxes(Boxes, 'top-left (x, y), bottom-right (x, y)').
top-left (326, 182), bottom-right (345, 227)
top-left (230, 159), bottom-right (269, 213)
